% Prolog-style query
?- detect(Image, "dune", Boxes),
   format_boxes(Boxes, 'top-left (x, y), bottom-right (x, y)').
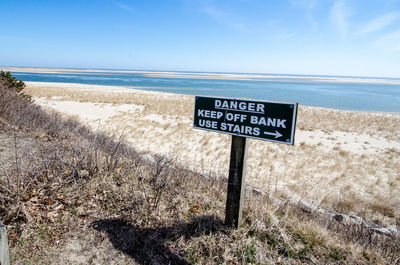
top-left (24, 81), bottom-right (400, 226)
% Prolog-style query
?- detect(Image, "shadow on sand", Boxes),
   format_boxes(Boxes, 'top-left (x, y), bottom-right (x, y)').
top-left (91, 215), bottom-right (225, 265)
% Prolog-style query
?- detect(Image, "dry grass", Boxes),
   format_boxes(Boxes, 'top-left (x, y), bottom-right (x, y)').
top-left (1, 81), bottom-right (399, 264)
top-left (23, 82), bottom-right (400, 227)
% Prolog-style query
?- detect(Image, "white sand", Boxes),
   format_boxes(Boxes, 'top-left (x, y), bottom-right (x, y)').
top-left (35, 98), bottom-right (144, 122)
top-left (296, 130), bottom-right (400, 155)
top-left (24, 81), bottom-right (400, 225)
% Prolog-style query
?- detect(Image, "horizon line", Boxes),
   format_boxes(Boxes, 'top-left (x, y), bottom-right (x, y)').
top-left (1, 65), bottom-right (400, 80)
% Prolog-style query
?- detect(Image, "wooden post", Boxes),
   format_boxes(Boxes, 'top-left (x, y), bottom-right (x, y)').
top-left (225, 135), bottom-right (248, 228)
top-left (0, 221), bottom-right (10, 265)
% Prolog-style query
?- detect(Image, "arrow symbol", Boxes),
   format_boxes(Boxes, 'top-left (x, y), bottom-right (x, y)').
top-left (263, 130), bottom-right (283, 138)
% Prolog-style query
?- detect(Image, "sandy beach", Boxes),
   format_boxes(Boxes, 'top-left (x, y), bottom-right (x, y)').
top-left (24, 81), bottom-right (400, 225)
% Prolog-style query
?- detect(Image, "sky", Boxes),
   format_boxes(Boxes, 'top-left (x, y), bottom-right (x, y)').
top-left (1, 0), bottom-right (400, 77)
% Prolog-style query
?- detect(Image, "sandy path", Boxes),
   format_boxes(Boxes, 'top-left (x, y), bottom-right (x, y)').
top-left (25, 81), bottom-right (400, 226)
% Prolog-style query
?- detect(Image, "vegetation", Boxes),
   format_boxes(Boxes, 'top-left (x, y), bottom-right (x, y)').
top-left (0, 70), bottom-right (26, 93)
top-left (0, 74), bottom-right (399, 264)
top-left (27, 80), bottom-right (400, 225)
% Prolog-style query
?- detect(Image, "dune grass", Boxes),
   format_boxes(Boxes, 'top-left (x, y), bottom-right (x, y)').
top-left (23, 82), bottom-right (400, 227)
top-left (1, 79), bottom-right (399, 264)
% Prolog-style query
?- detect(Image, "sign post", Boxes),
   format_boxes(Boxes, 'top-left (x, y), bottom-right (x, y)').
top-left (0, 221), bottom-right (10, 265)
top-left (225, 135), bottom-right (248, 227)
top-left (193, 96), bottom-right (297, 228)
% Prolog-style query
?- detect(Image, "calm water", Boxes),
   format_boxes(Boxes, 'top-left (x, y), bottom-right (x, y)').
top-left (12, 71), bottom-right (400, 113)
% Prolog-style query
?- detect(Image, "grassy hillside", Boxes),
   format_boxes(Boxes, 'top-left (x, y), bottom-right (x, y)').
top-left (0, 75), bottom-right (399, 264)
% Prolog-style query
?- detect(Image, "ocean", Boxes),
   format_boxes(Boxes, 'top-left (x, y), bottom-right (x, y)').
top-left (11, 70), bottom-right (400, 113)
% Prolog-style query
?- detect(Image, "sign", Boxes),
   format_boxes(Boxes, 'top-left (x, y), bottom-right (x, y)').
top-left (193, 96), bottom-right (298, 145)
top-left (192, 95), bottom-right (298, 228)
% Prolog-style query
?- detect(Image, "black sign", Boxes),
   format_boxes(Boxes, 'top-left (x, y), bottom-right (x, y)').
top-left (193, 96), bottom-right (298, 145)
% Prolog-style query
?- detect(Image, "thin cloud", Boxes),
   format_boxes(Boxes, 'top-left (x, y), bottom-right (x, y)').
top-left (373, 29), bottom-right (400, 53)
top-left (331, 0), bottom-right (351, 38)
top-left (201, 4), bottom-right (246, 30)
top-left (113, 1), bottom-right (137, 14)
top-left (357, 12), bottom-right (399, 35)
top-left (290, 0), bottom-right (317, 10)
top-left (390, 44), bottom-right (400, 53)
top-left (291, 0), bottom-right (318, 29)
top-left (199, 2), bottom-right (296, 39)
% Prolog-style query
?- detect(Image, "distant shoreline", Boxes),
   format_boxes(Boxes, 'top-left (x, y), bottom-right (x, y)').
top-left (3, 66), bottom-right (400, 85)
top-left (24, 81), bottom-right (400, 116)
top-left (5, 66), bottom-right (400, 113)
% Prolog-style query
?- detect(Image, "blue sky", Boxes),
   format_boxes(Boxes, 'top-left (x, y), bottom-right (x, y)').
top-left (1, 0), bottom-right (400, 77)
